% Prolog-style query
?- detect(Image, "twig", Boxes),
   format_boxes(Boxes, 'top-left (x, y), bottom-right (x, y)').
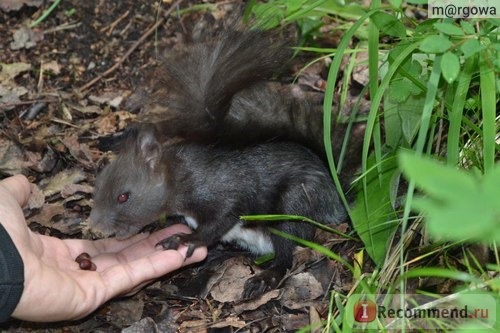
top-left (50, 117), bottom-right (80, 128)
top-left (77, 0), bottom-right (184, 93)
top-left (100, 10), bottom-right (130, 36)
top-left (77, 18), bottom-right (165, 92)
top-left (1, 98), bottom-right (58, 108)
top-left (44, 22), bottom-right (82, 34)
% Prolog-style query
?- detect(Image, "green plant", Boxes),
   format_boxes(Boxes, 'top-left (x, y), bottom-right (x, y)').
top-left (30, 0), bottom-right (63, 28)
top-left (399, 151), bottom-right (500, 243)
top-left (248, 1), bottom-right (499, 330)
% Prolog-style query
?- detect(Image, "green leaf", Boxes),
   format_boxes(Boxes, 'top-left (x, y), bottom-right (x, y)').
top-left (388, 0), bottom-right (402, 8)
top-left (371, 11), bottom-right (406, 38)
top-left (440, 52), bottom-right (460, 83)
top-left (388, 78), bottom-right (412, 103)
top-left (446, 55), bottom-right (475, 166)
top-left (286, 0), bottom-right (308, 13)
top-left (487, 18), bottom-right (500, 27)
top-left (284, 0), bottom-right (327, 22)
top-left (414, 19), bottom-right (439, 36)
top-left (480, 50), bottom-right (496, 174)
top-left (456, 292), bottom-right (497, 330)
top-left (399, 151), bottom-right (476, 200)
top-left (434, 22), bottom-right (464, 36)
top-left (460, 20), bottom-right (475, 34)
top-left (402, 267), bottom-right (478, 282)
top-left (269, 228), bottom-right (353, 270)
top-left (413, 197), bottom-right (498, 242)
top-left (399, 94), bottom-right (426, 144)
top-left (384, 49), bottom-right (428, 147)
top-left (351, 155), bottom-right (399, 266)
top-left (251, 3), bottom-right (284, 29)
top-left (399, 152), bottom-right (500, 243)
top-left (420, 35), bottom-right (452, 53)
top-left (384, 46), bottom-right (427, 148)
top-left (461, 39), bottom-right (481, 58)
top-left (317, 1), bottom-right (366, 19)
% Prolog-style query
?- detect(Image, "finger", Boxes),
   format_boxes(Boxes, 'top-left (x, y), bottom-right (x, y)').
top-left (63, 232), bottom-right (151, 258)
top-left (101, 249), bottom-right (187, 299)
top-left (180, 245), bottom-right (208, 266)
top-left (96, 224), bottom-right (193, 262)
top-left (89, 225), bottom-right (203, 270)
top-left (77, 224), bottom-right (193, 258)
top-left (92, 232), bottom-right (150, 253)
top-left (144, 224), bottom-right (193, 245)
top-left (89, 242), bottom-right (208, 273)
top-left (0, 174), bottom-right (32, 207)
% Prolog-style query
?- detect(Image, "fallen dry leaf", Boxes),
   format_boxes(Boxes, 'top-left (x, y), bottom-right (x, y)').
top-left (10, 26), bottom-right (44, 50)
top-left (0, 62), bottom-right (32, 109)
top-left (122, 317), bottom-right (159, 333)
top-left (68, 102), bottom-right (102, 115)
top-left (280, 273), bottom-right (324, 310)
top-left (30, 147), bottom-right (58, 173)
top-left (282, 312), bottom-right (313, 331)
top-left (89, 91), bottom-right (127, 108)
top-left (61, 134), bottom-right (96, 168)
top-left (209, 316), bottom-right (246, 329)
top-left (51, 215), bottom-right (85, 235)
top-left (94, 112), bottom-right (118, 135)
top-left (27, 203), bottom-right (65, 227)
top-left (42, 168), bottom-right (86, 197)
top-left (94, 110), bottom-right (135, 135)
top-left (70, 197), bottom-right (92, 208)
top-left (178, 319), bottom-right (208, 332)
top-left (41, 60), bottom-right (61, 75)
top-left (0, 62), bottom-right (31, 80)
top-left (208, 257), bottom-right (254, 303)
top-left (0, 0), bottom-right (42, 12)
top-left (310, 306), bottom-right (323, 333)
top-left (0, 84), bottom-right (27, 108)
top-left (296, 60), bottom-right (328, 92)
top-left (233, 289), bottom-right (280, 314)
top-left (60, 183), bottom-right (93, 198)
top-left (0, 138), bottom-right (35, 174)
top-left (106, 298), bottom-right (144, 327)
top-left (352, 50), bottom-right (370, 85)
top-left (26, 183), bottom-right (45, 210)
top-left (115, 110), bottom-right (135, 129)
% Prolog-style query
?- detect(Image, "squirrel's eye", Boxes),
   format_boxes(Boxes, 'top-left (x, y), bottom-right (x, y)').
top-left (117, 193), bottom-right (129, 204)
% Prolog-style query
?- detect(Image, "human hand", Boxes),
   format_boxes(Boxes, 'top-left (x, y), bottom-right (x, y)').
top-left (0, 175), bottom-right (207, 322)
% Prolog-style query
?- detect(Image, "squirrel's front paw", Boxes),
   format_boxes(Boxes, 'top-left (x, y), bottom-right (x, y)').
top-left (156, 233), bottom-right (203, 258)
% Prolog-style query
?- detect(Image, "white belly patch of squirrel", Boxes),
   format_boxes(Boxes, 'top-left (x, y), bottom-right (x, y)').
top-left (86, 24), bottom-right (347, 299)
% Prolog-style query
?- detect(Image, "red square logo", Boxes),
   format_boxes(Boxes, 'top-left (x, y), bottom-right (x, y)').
top-left (354, 300), bottom-right (377, 322)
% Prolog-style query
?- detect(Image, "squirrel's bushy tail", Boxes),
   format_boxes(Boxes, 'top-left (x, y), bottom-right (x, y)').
top-left (139, 29), bottom-right (291, 141)
top-left (132, 26), bottom-right (364, 179)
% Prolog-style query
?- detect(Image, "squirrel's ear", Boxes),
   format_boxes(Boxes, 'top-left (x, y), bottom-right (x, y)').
top-left (136, 129), bottom-right (162, 171)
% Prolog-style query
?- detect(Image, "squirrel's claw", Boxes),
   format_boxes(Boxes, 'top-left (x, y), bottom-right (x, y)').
top-left (156, 233), bottom-right (203, 258)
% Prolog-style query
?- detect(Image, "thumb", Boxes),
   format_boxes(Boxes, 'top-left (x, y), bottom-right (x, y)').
top-left (0, 174), bottom-right (32, 207)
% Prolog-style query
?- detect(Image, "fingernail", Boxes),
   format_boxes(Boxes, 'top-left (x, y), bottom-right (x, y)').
top-left (178, 247), bottom-right (188, 261)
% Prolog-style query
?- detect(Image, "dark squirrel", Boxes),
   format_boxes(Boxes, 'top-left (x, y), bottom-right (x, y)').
top-left (88, 28), bottom-right (348, 299)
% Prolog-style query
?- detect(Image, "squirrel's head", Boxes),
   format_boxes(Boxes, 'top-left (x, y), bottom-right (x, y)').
top-left (87, 126), bottom-right (168, 239)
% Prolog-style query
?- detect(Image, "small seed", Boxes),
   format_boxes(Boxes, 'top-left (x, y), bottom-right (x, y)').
top-left (78, 259), bottom-right (97, 271)
top-left (75, 252), bottom-right (91, 263)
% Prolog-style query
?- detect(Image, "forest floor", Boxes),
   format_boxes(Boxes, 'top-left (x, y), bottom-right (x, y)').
top-left (0, 0), bottom-right (366, 331)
